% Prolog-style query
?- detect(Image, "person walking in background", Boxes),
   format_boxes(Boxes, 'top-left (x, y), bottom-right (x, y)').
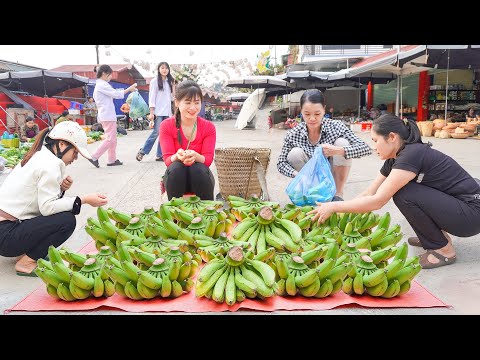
top-left (20, 116), bottom-right (39, 142)
top-left (136, 62), bottom-right (175, 162)
top-left (308, 114), bottom-right (480, 269)
top-left (159, 80), bottom-right (216, 200)
top-left (277, 89), bottom-right (372, 201)
top-left (89, 64), bottom-right (137, 168)
top-left (0, 121), bottom-right (108, 276)
top-left (83, 96), bottom-right (98, 125)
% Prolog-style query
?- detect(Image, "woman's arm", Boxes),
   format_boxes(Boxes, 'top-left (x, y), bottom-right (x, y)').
top-left (338, 122), bottom-right (373, 159)
top-left (159, 120), bottom-right (177, 166)
top-left (37, 167), bottom-right (77, 216)
top-left (97, 82), bottom-right (127, 100)
top-left (277, 133), bottom-right (298, 177)
top-left (356, 172), bottom-right (387, 198)
top-left (148, 79), bottom-right (157, 117)
top-left (309, 169), bottom-right (416, 223)
top-left (198, 122), bottom-right (216, 166)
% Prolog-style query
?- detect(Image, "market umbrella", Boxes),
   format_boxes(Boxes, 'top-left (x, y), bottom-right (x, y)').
top-left (226, 75), bottom-right (293, 89)
top-left (0, 70), bottom-right (90, 126)
top-left (226, 76), bottom-right (297, 127)
top-left (226, 93), bottom-right (249, 102)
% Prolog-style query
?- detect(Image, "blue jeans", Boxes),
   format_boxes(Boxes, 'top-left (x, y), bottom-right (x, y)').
top-left (140, 116), bottom-right (167, 157)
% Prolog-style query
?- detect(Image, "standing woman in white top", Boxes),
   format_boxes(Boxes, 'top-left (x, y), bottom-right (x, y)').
top-left (136, 62), bottom-right (175, 162)
top-left (89, 64), bottom-right (137, 168)
top-left (0, 121), bottom-right (108, 276)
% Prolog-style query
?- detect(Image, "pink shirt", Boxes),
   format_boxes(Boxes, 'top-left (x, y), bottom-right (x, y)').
top-left (159, 116), bottom-right (216, 167)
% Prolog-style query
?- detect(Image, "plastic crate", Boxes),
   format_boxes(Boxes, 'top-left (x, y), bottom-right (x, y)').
top-left (1, 138), bottom-right (20, 148)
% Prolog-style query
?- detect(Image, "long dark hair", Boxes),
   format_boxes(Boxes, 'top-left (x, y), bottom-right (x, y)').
top-left (174, 80), bottom-right (203, 144)
top-left (300, 89), bottom-right (326, 108)
top-left (156, 62), bottom-right (174, 94)
top-left (373, 114), bottom-right (424, 145)
top-left (95, 64), bottom-right (113, 79)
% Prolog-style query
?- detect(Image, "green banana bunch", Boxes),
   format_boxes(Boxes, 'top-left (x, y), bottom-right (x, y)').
top-left (59, 248), bottom-right (87, 268)
top-left (135, 206), bottom-right (157, 223)
top-left (108, 208), bottom-right (133, 226)
top-left (179, 195), bottom-right (223, 214)
top-left (139, 235), bottom-right (188, 255)
top-left (278, 204), bottom-right (303, 221)
top-left (195, 246), bottom-right (275, 303)
top-left (122, 217), bottom-right (146, 239)
top-left (194, 232), bottom-right (250, 262)
top-left (227, 195), bottom-right (280, 217)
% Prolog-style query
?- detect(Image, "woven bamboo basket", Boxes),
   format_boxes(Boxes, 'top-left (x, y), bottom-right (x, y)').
top-left (214, 147), bottom-right (271, 199)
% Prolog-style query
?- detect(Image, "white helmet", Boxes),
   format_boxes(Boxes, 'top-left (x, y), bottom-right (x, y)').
top-left (47, 121), bottom-right (92, 159)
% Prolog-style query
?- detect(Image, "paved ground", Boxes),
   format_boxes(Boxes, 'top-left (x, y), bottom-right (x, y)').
top-left (1, 119), bottom-right (479, 315)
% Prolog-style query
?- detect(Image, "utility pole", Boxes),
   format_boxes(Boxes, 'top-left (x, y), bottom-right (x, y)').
top-left (95, 45), bottom-right (100, 64)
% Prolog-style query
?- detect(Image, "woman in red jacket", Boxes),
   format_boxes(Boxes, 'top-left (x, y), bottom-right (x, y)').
top-left (159, 80), bottom-right (216, 200)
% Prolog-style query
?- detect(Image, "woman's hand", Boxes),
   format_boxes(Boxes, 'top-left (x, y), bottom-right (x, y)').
top-left (175, 148), bottom-right (186, 162)
top-left (321, 144), bottom-right (345, 157)
top-left (127, 83), bottom-right (138, 93)
top-left (60, 175), bottom-right (73, 192)
top-left (147, 113), bottom-right (155, 122)
top-left (183, 149), bottom-right (197, 166)
top-left (307, 201), bottom-right (337, 225)
top-left (81, 193), bottom-right (108, 207)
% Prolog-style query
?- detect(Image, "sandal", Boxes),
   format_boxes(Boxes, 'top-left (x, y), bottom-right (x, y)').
top-left (419, 249), bottom-right (456, 269)
top-left (407, 237), bottom-right (422, 247)
top-left (136, 150), bottom-right (145, 162)
top-left (107, 159), bottom-right (123, 166)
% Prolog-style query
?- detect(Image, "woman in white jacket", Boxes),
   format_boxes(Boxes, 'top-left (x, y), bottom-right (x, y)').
top-left (0, 121), bottom-right (108, 276)
top-left (88, 64), bottom-right (137, 168)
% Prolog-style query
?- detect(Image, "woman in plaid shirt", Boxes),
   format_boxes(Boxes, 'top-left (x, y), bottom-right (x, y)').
top-left (277, 89), bottom-right (371, 201)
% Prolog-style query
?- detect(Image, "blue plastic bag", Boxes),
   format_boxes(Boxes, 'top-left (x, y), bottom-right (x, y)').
top-left (285, 147), bottom-right (336, 206)
top-left (127, 91), bottom-right (149, 119)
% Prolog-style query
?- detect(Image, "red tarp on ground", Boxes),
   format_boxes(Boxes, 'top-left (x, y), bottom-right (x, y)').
top-left (6, 242), bottom-right (448, 314)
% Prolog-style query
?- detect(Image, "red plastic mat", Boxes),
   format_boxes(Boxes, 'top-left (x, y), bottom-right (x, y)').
top-left (6, 242), bottom-right (448, 313)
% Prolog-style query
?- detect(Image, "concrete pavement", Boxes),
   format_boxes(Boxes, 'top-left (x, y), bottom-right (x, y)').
top-left (1, 119), bottom-right (479, 315)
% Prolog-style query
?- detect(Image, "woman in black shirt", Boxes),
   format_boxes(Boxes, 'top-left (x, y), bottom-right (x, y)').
top-left (308, 114), bottom-right (480, 269)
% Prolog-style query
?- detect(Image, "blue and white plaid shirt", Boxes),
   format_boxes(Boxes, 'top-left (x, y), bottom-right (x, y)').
top-left (277, 119), bottom-right (372, 178)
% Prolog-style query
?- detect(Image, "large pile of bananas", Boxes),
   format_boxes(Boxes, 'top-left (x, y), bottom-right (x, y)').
top-left (38, 196), bottom-right (423, 303)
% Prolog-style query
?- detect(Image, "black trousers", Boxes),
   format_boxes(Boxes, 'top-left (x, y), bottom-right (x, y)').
top-left (393, 182), bottom-right (480, 250)
top-left (0, 212), bottom-right (76, 260)
top-left (164, 162), bottom-right (215, 200)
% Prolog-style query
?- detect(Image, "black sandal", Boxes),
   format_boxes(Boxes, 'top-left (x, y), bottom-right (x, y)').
top-left (107, 160), bottom-right (123, 166)
top-left (136, 151), bottom-right (144, 162)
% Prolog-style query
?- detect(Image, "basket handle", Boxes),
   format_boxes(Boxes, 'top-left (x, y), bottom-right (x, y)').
top-left (253, 156), bottom-right (270, 201)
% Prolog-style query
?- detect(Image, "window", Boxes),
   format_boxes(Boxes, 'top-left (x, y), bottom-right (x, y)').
top-left (322, 45), bottom-right (361, 50)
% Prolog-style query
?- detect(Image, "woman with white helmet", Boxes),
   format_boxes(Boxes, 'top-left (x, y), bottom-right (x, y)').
top-left (0, 121), bottom-right (108, 276)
